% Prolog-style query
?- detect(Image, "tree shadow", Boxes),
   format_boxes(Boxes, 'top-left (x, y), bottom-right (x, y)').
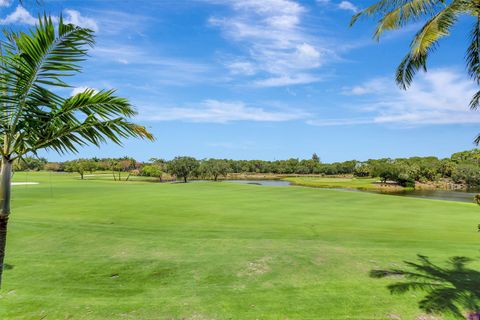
top-left (370, 255), bottom-right (480, 319)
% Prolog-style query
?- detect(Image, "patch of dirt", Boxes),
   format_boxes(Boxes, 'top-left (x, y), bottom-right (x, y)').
top-left (386, 314), bottom-right (401, 319)
top-left (238, 256), bottom-right (272, 277)
top-left (415, 315), bottom-right (442, 320)
top-left (167, 313), bottom-right (216, 320)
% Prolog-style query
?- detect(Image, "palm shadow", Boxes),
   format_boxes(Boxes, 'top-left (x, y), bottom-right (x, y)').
top-left (370, 255), bottom-right (480, 319)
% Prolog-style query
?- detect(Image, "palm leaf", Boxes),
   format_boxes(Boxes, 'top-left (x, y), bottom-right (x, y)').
top-left (372, 0), bottom-right (442, 39)
top-left (396, 0), bottom-right (463, 88)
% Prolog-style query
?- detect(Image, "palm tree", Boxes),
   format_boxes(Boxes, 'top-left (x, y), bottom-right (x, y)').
top-left (350, 0), bottom-right (480, 130)
top-left (0, 16), bottom-right (154, 287)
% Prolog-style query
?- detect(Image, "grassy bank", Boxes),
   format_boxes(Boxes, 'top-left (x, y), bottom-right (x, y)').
top-left (283, 176), bottom-right (405, 191)
top-left (0, 172), bottom-right (478, 319)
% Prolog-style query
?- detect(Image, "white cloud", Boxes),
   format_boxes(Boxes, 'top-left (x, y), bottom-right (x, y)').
top-left (342, 78), bottom-right (389, 95)
top-left (209, 0), bottom-right (327, 86)
top-left (254, 74), bottom-right (320, 87)
top-left (91, 44), bottom-right (213, 85)
top-left (64, 9), bottom-right (98, 32)
top-left (0, 6), bottom-right (98, 31)
top-left (84, 9), bottom-right (150, 36)
top-left (0, 5), bottom-right (36, 25)
top-left (307, 118), bottom-right (373, 126)
top-left (310, 69), bottom-right (480, 126)
top-left (227, 61), bottom-right (257, 75)
top-left (71, 86), bottom-right (98, 96)
top-left (0, 0), bottom-right (12, 7)
top-left (139, 99), bottom-right (309, 123)
top-left (338, 1), bottom-right (359, 13)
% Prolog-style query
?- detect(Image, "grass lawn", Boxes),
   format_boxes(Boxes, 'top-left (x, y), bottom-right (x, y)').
top-left (284, 176), bottom-right (392, 191)
top-left (0, 172), bottom-right (478, 319)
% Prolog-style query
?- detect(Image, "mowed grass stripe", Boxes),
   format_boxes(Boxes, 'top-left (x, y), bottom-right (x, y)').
top-left (0, 172), bottom-right (477, 319)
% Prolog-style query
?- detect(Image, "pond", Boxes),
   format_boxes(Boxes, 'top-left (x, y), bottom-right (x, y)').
top-left (375, 189), bottom-right (478, 203)
top-left (225, 180), bottom-right (292, 187)
top-left (223, 180), bottom-right (478, 203)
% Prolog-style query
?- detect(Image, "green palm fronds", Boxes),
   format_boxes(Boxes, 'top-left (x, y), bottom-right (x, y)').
top-left (351, 0), bottom-right (480, 118)
top-left (0, 15), bottom-right (154, 160)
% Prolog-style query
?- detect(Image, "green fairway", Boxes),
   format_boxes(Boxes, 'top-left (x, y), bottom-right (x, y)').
top-left (1, 172), bottom-right (479, 319)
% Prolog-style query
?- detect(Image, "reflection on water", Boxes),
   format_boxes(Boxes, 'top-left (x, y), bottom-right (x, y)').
top-left (376, 189), bottom-right (478, 203)
top-left (226, 180), bottom-right (292, 187)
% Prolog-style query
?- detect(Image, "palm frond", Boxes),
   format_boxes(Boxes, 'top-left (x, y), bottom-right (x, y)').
top-left (373, 0), bottom-right (441, 39)
top-left (14, 90), bottom-right (153, 157)
top-left (396, 0), bottom-right (463, 88)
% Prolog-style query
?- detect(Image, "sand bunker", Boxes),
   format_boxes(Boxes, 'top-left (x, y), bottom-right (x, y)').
top-left (12, 182), bottom-right (39, 185)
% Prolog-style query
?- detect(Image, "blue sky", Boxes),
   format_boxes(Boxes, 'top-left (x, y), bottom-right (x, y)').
top-left (1, 0), bottom-right (479, 162)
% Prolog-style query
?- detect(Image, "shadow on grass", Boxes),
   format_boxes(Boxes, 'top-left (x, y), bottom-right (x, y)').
top-left (370, 255), bottom-right (480, 319)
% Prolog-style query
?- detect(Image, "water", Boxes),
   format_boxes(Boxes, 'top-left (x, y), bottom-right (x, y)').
top-left (223, 179), bottom-right (478, 203)
top-left (376, 189), bottom-right (478, 203)
top-left (225, 180), bottom-right (292, 187)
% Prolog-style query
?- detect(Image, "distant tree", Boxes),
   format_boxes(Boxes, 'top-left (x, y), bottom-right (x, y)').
top-left (44, 162), bottom-right (64, 172)
top-left (111, 158), bottom-right (137, 181)
top-left (149, 158), bottom-right (167, 165)
top-left (312, 153), bottom-right (320, 163)
top-left (439, 159), bottom-right (457, 178)
top-left (452, 164), bottom-right (480, 188)
top-left (13, 157), bottom-right (47, 171)
top-left (200, 159), bottom-right (230, 181)
top-left (353, 163), bottom-right (370, 177)
top-left (167, 157), bottom-right (199, 183)
top-left (65, 159), bottom-right (97, 180)
top-left (141, 164), bottom-right (163, 181)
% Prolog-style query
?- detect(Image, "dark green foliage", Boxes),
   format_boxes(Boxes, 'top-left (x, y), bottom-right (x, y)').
top-left (167, 156), bottom-right (199, 183)
top-left (199, 159), bottom-right (230, 181)
top-left (452, 164), bottom-right (480, 187)
top-left (64, 159), bottom-right (97, 179)
top-left (353, 164), bottom-right (370, 177)
top-left (13, 156), bottom-right (47, 171)
top-left (141, 164), bottom-right (163, 180)
top-left (18, 148), bottom-right (480, 188)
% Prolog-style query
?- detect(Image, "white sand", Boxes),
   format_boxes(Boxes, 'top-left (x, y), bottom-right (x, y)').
top-left (12, 182), bottom-right (39, 185)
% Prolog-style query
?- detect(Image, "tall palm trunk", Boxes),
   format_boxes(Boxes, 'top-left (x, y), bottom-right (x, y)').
top-left (0, 158), bottom-right (12, 288)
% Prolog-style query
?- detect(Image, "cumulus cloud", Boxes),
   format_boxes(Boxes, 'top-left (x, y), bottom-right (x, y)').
top-left (342, 78), bottom-right (389, 95)
top-left (310, 69), bottom-right (480, 126)
top-left (209, 0), bottom-right (327, 87)
top-left (0, 5), bottom-right (36, 25)
top-left (139, 99), bottom-right (309, 123)
top-left (227, 61), bottom-right (257, 76)
top-left (0, 0), bottom-right (12, 7)
top-left (64, 9), bottom-right (98, 32)
top-left (71, 86), bottom-right (98, 96)
top-left (254, 74), bottom-right (320, 87)
top-left (338, 1), bottom-right (359, 13)
top-left (0, 6), bottom-right (98, 31)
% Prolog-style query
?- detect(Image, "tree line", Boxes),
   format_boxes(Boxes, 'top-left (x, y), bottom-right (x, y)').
top-left (12, 149), bottom-right (480, 187)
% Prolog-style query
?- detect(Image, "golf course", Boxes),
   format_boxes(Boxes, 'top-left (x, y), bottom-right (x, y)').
top-left (0, 172), bottom-right (477, 319)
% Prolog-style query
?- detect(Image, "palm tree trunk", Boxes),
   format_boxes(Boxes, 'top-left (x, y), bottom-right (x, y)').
top-left (0, 158), bottom-right (12, 289)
